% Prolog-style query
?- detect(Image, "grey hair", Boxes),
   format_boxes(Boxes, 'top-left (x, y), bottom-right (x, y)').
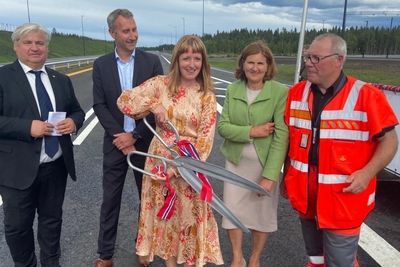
top-left (314, 33), bottom-right (347, 58)
top-left (11, 23), bottom-right (51, 45)
top-left (107, 9), bottom-right (134, 31)
top-left (313, 33), bottom-right (347, 67)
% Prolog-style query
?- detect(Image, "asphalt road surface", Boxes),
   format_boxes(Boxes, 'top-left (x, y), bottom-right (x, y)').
top-left (0, 54), bottom-right (399, 267)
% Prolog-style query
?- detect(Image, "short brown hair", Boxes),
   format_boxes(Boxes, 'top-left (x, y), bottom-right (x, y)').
top-left (107, 9), bottom-right (133, 31)
top-left (235, 40), bottom-right (277, 82)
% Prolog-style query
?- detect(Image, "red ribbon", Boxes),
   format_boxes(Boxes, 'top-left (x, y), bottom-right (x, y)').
top-left (153, 165), bottom-right (177, 221)
top-left (176, 140), bottom-right (213, 203)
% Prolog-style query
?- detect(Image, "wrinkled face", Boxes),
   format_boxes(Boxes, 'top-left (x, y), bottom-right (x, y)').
top-left (304, 38), bottom-right (342, 88)
top-left (178, 48), bottom-right (202, 83)
top-left (110, 15), bottom-right (138, 55)
top-left (13, 30), bottom-right (48, 69)
top-left (243, 53), bottom-right (268, 85)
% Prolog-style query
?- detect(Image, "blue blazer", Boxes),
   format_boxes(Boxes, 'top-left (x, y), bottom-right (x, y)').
top-left (92, 49), bottom-right (164, 154)
top-left (0, 60), bottom-right (85, 189)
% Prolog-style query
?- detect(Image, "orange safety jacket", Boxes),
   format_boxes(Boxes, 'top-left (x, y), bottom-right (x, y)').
top-left (284, 76), bottom-right (398, 229)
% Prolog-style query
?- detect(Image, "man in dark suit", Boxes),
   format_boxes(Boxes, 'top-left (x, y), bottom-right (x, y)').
top-left (92, 9), bottom-right (163, 267)
top-left (0, 23), bottom-right (85, 267)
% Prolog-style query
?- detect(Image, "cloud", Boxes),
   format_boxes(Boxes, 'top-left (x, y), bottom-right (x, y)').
top-left (1, 0), bottom-right (399, 47)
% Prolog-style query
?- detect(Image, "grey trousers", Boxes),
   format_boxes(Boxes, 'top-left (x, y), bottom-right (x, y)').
top-left (300, 218), bottom-right (360, 267)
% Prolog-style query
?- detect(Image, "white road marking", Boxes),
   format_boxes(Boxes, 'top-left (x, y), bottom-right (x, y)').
top-left (359, 223), bottom-right (400, 266)
top-left (211, 76), bottom-right (231, 115)
top-left (73, 108), bottom-right (99, 146)
top-left (73, 117), bottom-right (99, 146)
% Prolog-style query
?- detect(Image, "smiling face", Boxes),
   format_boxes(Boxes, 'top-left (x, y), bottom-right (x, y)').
top-left (243, 52), bottom-right (268, 87)
top-left (13, 30), bottom-right (48, 69)
top-left (178, 48), bottom-right (202, 85)
top-left (109, 15), bottom-right (138, 58)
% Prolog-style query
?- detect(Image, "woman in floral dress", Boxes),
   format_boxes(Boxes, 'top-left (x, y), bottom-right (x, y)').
top-left (117, 35), bottom-right (223, 267)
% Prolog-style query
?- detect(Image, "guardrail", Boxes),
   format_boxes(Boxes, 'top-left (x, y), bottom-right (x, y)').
top-left (0, 56), bottom-right (99, 69)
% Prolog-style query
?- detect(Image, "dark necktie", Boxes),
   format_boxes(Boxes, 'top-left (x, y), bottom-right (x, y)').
top-left (30, 70), bottom-right (58, 158)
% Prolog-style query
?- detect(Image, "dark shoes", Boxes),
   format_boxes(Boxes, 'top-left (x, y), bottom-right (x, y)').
top-left (92, 258), bottom-right (113, 267)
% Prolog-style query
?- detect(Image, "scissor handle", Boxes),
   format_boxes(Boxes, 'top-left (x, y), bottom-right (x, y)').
top-left (127, 150), bottom-right (170, 179)
top-left (143, 117), bottom-right (180, 156)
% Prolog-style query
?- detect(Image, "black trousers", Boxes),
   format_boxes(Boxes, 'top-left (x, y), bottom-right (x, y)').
top-left (0, 157), bottom-right (68, 267)
top-left (97, 140), bottom-right (148, 259)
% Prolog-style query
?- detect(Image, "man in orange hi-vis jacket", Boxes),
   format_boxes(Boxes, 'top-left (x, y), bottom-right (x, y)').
top-left (283, 33), bottom-right (398, 267)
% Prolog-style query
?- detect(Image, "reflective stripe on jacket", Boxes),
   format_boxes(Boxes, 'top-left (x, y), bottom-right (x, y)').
top-left (284, 76), bottom-right (398, 229)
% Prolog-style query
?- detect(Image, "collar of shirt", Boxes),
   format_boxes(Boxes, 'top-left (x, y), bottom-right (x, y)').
top-left (19, 60), bottom-right (47, 75)
top-left (311, 71), bottom-right (347, 97)
top-left (114, 48), bottom-right (136, 62)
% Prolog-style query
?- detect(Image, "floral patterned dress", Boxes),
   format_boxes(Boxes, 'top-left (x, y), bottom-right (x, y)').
top-left (117, 75), bottom-right (223, 266)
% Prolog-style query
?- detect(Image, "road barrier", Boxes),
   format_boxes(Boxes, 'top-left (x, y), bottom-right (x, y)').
top-left (0, 56), bottom-right (99, 69)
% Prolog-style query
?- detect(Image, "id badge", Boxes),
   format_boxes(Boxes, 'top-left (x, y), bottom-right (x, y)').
top-left (300, 133), bottom-right (309, 148)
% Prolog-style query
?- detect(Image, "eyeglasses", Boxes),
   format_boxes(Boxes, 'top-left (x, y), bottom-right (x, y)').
top-left (302, 53), bottom-right (339, 64)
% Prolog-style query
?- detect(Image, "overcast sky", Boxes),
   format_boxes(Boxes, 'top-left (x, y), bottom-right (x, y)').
top-left (1, 0), bottom-right (399, 47)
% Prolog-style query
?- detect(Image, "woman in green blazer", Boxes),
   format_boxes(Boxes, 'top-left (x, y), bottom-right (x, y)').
top-left (217, 41), bottom-right (289, 267)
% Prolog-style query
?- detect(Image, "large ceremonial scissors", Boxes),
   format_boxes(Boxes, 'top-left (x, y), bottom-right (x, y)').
top-left (127, 117), bottom-right (269, 233)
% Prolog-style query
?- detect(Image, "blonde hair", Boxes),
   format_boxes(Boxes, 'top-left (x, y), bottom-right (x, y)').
top-left (168, 35), bottom-right (213, 95)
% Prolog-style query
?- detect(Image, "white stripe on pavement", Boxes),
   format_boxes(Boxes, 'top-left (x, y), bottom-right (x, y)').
top-left (360, 223), bottom-right (400, 266)
top-left (73, 116), bottom-right (99, 146)
top-left (84, 108), bottom-right (95, 120)
top-left (72, 108), bottom-right (98, 146)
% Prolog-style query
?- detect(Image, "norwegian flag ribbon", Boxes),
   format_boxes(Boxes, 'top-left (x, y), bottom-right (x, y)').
top-left (152, 165), bottom-right (177, 221)
top-left (176, 140), bottom-right (213, 203)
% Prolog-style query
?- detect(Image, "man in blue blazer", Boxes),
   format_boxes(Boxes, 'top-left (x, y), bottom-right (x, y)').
top-left (0, 23), bottom-right (85, 267)
top-left (92, 9), bottom-right (163, 267)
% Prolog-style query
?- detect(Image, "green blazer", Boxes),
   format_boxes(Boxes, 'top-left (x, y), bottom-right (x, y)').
top-left (217, 79), bottom-right (289, 181)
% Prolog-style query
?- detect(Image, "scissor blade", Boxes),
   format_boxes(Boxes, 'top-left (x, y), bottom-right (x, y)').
top-left (175, 157), bottom-right (269, 196)
top-left (177, 166), bottom-right (250, 233)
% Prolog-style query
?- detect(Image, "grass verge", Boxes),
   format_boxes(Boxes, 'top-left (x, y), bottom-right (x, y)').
top-left (209, 56), bottom-right (400, 86)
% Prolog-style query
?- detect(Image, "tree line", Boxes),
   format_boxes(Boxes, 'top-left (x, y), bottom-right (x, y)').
top-left (194, 26), bottom-right (400, 56)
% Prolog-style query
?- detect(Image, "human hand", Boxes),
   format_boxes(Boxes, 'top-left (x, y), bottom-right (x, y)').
top-left (113, 132), bottom-right (135, 150)
top-left (151, 104), bottom-right (167, 126)
top-left (150, 165), bottom-right (168, 181)
top-left (121, 145), bottom-right (135, 155)
top-left (342, 169), bottom-right (372, 194)
top-left (31, 120), bottom-right (54, 138)
top-left (55, 118), bottom-right (76, 135)
top-left (257, 177), bottom-right (275, 196)
top-left (250, 122), bottom-right (275, 138)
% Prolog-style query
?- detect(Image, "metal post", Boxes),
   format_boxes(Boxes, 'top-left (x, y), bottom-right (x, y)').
top-left (294, 0), bottom-right (309, 84)
top-left (81, 15), bottom-right (86, 56)
top-left (202, 0), bottom-right (205, 37)
top-left (26, 0), bottom-right (31, 23)
top-left (342, 0), bottom-right (348, 36)
top-left (182, 17), bottom-right (185, 36)
top-left (386, 17), bottom-right (394, 58)
top-left (174, 26), bottom-right (177, 43)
